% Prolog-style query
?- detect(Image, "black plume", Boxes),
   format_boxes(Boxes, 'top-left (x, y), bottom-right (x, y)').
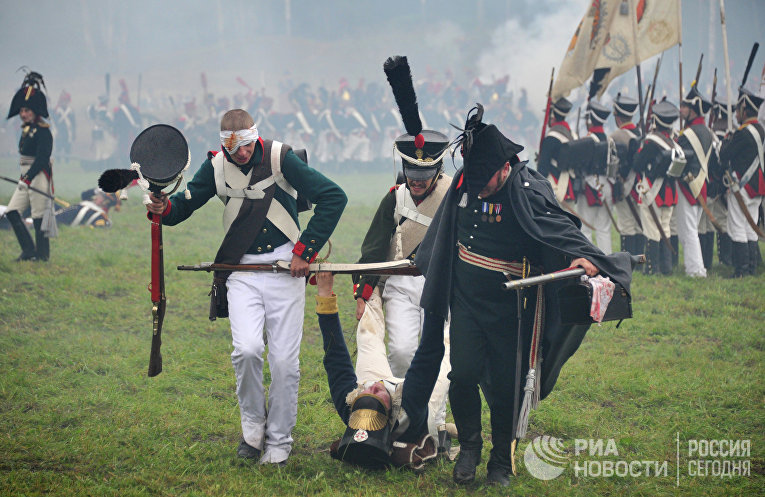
top-left (98, 169), bottom-right (139, 192)
top-left (383, 56), bottom-right (422, 136)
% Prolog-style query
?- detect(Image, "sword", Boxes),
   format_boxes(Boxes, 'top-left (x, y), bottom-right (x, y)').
top-left (724, 170), bottom-right (765, 239)
top-left (178, 259), bottom-right (422, 276)
top-left (502, 255), bottom-right (646, 291)
top-left (0, 174), bottom-right (70, 208)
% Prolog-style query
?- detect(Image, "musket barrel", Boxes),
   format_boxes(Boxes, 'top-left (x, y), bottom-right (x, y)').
top-left (502, 268), bottom-right (585, 291)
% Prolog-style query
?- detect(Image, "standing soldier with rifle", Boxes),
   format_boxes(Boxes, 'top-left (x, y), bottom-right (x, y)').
top-left (717, 86), bottom-right (765, 277)
top-left (5, 70), bottom-right (55, 262)
top-left (575, 100), bottom-right (614, 253)
top-left (610, 93), bottom-right (644, 257)
top-left (675, 83), bottom-right (715, 278)
top-left (703, 97), bottom-right (734, 267)
top-left (634, 101), bottom-right (681, 275)
top-left (537, 98), bottom-right (576, 206)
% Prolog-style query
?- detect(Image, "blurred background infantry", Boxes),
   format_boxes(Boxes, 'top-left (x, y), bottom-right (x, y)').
top-left (5, 70), bottom-right (56, 262)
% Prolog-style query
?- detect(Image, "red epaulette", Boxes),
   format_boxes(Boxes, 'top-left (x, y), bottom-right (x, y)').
top-left (456, 172), bottom-right (464, 190)
top-left (207, 150), bottom-right (219, 160)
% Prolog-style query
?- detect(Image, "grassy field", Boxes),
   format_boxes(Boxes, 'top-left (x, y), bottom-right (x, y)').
top-left (0, 161), bottom-right (763, 496)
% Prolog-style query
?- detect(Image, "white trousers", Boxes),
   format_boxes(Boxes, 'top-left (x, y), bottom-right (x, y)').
top-left (675, 194), bottom-right (706, 277)
top-left (576, 181), bottom-right (613, 254)
top-left (727, 190), bottom-right (762, 242)
top-left (227, 243), bottom-right (305, 463)
top-left (639, 204), bottom-right (673, 242)
top-left (356, 276), bottom-right (452, 433)
top-left (613, 198), bottom-right (642, 236)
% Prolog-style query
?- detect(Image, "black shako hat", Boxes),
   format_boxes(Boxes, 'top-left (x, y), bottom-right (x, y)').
top-left (682, 85), bottom-right (712, 115)
top-left (651, 100), bottom-right (680, 129)
top-left (455, 104), bottom-right (524, 193)
top-left (613, 93), bottom-right (639, 118)
top-left (384, 55), bottom-right (450, 181)
top-left (713, 97), bottom-right (730, 117)
top-left (587, 100), bottom-right (611, 125)
top-left (737, 86), bottom-right (764, 114)
top-left (7, 70), bottom-right (48, 119)
top-left (336, 393), bottom-right (392, 467)
top-left (552, 97), bottom-right (573, 119)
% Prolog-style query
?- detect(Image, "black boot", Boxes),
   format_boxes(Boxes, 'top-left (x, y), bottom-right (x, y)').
top-left (486, 432), bottom-right (514, 487)
top-left (730, 242), bottom-right (750, 278)
top-left (620, 235), bottom-right (628, 253)
top-left (6, 210), bottom-right (36, 261)
top-left (718, 232), bottom-right (733, 266)
top-left (33, 218), bottom-right (49, 261)
top-left (699, 232), bottom-right (714, 269)
top-left (633, 234), bottom-right (646, 260)
top-left (670, 235), bottom-right (679, 268)
top-left (748, 241), bottom-right (760, 275)
top-left (453, 431), bottom-right (482, 484)
top-left (645, 240), bottom-right (660, 275)
top-left (660, 239), bottom-right (674, 275)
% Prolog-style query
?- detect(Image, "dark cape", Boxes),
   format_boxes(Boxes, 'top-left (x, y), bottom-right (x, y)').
top-left (415, 161), bottom-right (634, 400)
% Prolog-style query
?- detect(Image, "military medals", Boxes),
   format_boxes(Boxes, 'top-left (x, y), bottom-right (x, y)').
top-left (482, 202), bottom-right (503, 223)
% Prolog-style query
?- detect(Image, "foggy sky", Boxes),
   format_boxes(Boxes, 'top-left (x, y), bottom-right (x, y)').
top-left (1, 0), bottom-right (763, 118)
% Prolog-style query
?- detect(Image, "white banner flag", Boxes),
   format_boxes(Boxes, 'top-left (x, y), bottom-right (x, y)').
top-left (593, 0), bottom-right (682, 97)
top-left (552, 0), bottom-right (621, 102)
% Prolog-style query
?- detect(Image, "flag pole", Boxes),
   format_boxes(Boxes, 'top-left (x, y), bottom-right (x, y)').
top-left (718, 0), bottom-right (734, 132)
top-left (630, 0), bottom-right (646, 136)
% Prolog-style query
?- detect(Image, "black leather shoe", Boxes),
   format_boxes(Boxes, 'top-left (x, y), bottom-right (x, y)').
top-left (486, 465), bottom-right (512, 486)
top-left (237, 438), bottom-right (261, 460)
top-left (453, 448), bottom-right (481, 484)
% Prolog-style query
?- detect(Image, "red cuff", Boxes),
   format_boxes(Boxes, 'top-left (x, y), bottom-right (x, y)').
top-left (145, 199), bottom-right (172, 221)
top-left (353, 283), bottom-right (373, 301)
top-left (293, 241), bottom-right (307, 256)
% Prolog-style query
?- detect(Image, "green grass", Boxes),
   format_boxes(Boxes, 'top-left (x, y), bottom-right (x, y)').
top-left (1, 162), bottom-right (763, 496)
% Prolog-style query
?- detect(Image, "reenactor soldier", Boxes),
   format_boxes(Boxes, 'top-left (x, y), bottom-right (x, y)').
top-left (53, 90), bottom-right (76, 158)
top-left (537, 98), bottom-right (576, 205)
top-left (634, 100), bottom-right (680, 275)
top-left (576, 100), bottom-right (614, 253)
top-left (5, 70), bottom-right (55, 262)
top-left (353, 57), bottom-right (454, 454)
top-left (610, 93), bottom-right (644, 256)
top-left (675, 85), bottom-right (715, 277)
top-left (717, 87), bottom-right (765, 277)
top-left (703, 98), bottom-right (733, 266)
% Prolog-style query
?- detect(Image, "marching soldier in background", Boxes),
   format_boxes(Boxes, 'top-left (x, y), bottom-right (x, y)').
top-left (113, 80), bottom-right (141, 161)
top-left (703, 99), bottom-right (733, 267)
top-left (676, 85), bottom-right (715, 278)
top-left (537, 98), bottom-right (576, 205)
top-left (576, 101), bottom-right (614, 253)
top-left (634, 101), bottom-right (680, 275)
top-left (5, 71), bottom-right (56, 262)
top-left (717, 88), bottom-right (765, 277)
top-left (52, 90), bottom-right (76, 158)
top-left (610, 94), bottom-right (644, 256)
top-left (354, 57), bottom-right (454, 454)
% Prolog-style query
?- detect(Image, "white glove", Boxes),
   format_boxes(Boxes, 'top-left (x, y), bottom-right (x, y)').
top-left (17, 180), bottom-right (29, 190)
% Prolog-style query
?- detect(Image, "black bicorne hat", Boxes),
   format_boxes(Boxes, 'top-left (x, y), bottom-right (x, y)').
top-left (98, 124), bottom-right (190, 195)
top-left (613, 93), bottom-right (638, 118)
top-left (384, 55), bottom-right (449, 181)
top-left (552, 97), bottom-right (573, 118)
top-left (737, 86), bottom-right (764, 114)
top-left (651, 100), bottom-right (680, 129)
top-left (7, 70), bottom-right (48, 119)
top-left (455, 104), bottom-right (524, 193)
top-left (336, 394), bottom-right (392, 467)
top-left (682, 85), bottom-right (712, 115)
top-left (587, 100), bottom-right (611, 125)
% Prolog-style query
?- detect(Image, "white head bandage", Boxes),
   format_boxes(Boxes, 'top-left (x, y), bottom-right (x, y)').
top-left (220, 124), bottom-right (259, 154)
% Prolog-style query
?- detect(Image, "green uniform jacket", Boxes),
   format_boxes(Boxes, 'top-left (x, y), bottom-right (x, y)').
top-left (161, 142), bottom-right (346, 261)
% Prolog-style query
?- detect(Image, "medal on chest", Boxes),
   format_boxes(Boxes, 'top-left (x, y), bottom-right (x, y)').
top-left (482, 202), bottom-right (503, 223)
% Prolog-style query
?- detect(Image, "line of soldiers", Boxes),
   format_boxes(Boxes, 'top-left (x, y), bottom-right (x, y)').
top-left (538, 84), bottom-right (764, 278)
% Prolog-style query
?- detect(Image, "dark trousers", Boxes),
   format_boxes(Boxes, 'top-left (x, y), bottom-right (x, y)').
top-left (449, 260), bottom-right (525, 469)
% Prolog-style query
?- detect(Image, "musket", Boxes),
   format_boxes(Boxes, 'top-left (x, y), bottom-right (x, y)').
top-left (178, 259), bottom-right (422, 276)
top-left (148, 212), bottom-right (165, 377)
top-left (0, 175), bottom-right (70, 208)
top-left (575, 107), bottom-right (582, 139)
top-left (502, 255), bottom-right (646, 291)
top-left (539, 67), bottom-right (555, 151)
top-left (647, 202), bottom-right (676, 254)
top-left (559, 200), bottom-right (598, 231)
top-left (708, 69), bottom-right (718, 128)
top-left (644, 55), bottom-right (663, 137)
